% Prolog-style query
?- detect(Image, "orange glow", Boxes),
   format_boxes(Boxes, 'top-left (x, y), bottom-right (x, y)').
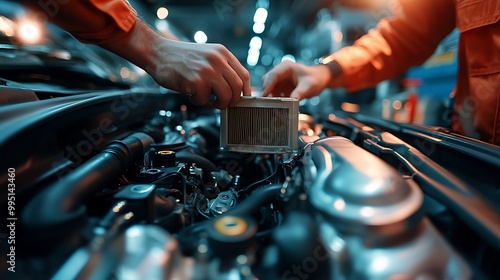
top-left (392, 100), bottom-right (402, 110)
top-left (341, 102), bottom-right (359, 113)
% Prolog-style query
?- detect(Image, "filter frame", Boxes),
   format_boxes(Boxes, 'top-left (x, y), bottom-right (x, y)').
top-left (220, 96), bottom-right (299, 154)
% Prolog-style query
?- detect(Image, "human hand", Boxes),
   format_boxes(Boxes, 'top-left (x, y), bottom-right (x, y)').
top-left (261, 61), bottom-right (334, 100)
top-left (99, 20), bottom-right (251, 109)
top-left (151, 39), bottom-right (251, 109)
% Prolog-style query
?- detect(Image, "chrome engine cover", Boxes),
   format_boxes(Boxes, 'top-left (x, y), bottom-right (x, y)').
top-left (304, 137), bottom-right (470, 279)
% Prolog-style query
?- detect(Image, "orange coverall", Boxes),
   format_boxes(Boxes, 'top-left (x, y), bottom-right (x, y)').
top-left (30, 0), bottom-right (500, 145)
top-left (29, 0), bottom-right (137, 44)
top-left (330, 0), bottom-right (500, 145)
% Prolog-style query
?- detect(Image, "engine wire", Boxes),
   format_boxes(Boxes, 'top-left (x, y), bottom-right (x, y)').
top-left (153, 171), bottom-right (187, 211)
top-left (238, 163), bottom-right (284, 195)
top-left (196, 197), bottom-right (211, 219)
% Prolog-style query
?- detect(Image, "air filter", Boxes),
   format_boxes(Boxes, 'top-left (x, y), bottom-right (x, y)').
top-left (220, 96), bottom-right (299, 153)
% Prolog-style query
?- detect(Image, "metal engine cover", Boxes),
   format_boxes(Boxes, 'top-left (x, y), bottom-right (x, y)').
top-left (303, 137), bottom-right (470, 279)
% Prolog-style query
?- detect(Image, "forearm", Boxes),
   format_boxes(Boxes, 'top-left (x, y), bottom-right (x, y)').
top-left (328, 0), bottom-right (456, 92)
top-left (98, 19), bottom-right (160, 76)
top-left (24, 0), bottom-right (251, 108)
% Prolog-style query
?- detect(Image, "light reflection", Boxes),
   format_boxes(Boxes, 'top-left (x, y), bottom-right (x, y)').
top-left (281, 54), bottom-right (296, 62)
top-left (333, 198), bottom-right (345, 211)
top-left (341, 102), bottom-right (359, 113)
top-left (360, 206), bottom-right (374, 217)
top-left (0, 16), bottom-right (15, 36)
top-left (372, 256), bottom-right (389, 272)
top-left (120, 67), bottom-right (131, 79)
top-left (393, 100), bottom-right (402, 110)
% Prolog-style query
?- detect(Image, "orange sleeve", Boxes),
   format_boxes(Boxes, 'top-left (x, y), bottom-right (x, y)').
top-left (330, 0), bottom-right (456, 92)
top-left (28, 0), bottom-right (137, 44)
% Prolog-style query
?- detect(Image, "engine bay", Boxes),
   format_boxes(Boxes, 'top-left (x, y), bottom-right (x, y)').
top-left (0, 90), bottom-right (499, 279)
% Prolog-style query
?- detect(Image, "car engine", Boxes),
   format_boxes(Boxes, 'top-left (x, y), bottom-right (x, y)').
top-left (0, 88), bottom-right (499, 280)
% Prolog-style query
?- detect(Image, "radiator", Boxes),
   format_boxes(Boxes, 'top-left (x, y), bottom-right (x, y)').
top-left (220, 97), bottom-right (299, 153)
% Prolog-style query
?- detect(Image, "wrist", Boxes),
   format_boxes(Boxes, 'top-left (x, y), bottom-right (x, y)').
top-left (317, 60), bottom-right (345, 89)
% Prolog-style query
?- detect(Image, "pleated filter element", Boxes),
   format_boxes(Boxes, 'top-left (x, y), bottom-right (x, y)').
top-left (220, 97), bottom-right (299, 153)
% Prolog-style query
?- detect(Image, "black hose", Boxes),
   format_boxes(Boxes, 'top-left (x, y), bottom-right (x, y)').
top-left (177, 151), bottom-right (218, 171)
top-left (238, 165), bottom-right (283, 195)
top-left (228, 184), bottom-right (283, 216)
top-left (22, 132), bottom-right (154, 239)
top-left (176, 150), bottom-right (218, 181)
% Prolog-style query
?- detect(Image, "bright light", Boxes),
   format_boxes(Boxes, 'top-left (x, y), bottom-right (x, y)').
top-left (333, 198), bottom-right (345, 211)
top-left (247, 48), bottom-right (260, 66)
top-left (360, 206), bottom-right (374, 218)
top-left (132, 65), bottom-right (147, 76)
top-left (252, 22), bottom-right (265, 34)
top-left (194, 30), bottom-right (207, 44)
top-left (156, 7), bottom-right (169, 19)
top-left (249, 36), bottom-right (262, 49)
top-left (393, 100), bottom-right (402, 110)
top-left (281, 54), bottom-right (296, 62)
top-left (372, 257), bottom-right (389, 272)
top-left (18, 20), bottom-right (42, 44)
top-left (253, 8), bottom-right (268, 23)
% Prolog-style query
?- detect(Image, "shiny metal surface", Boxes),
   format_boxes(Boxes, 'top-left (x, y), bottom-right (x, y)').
top-left (306, 137), bottom-right (471, 279)
top-left (307, 137), bottom-right (423, 235)
top-left (117, 225), bottom-right (185, 280)
top-left (320, 219), bottom-right (471, 279)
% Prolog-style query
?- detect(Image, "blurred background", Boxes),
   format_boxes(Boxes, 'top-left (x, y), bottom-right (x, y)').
top-left (0, 0), bottom-right (459, 127)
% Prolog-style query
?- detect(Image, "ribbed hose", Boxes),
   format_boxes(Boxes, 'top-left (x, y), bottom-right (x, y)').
top-left (22, 133), bottom-right (154, 234)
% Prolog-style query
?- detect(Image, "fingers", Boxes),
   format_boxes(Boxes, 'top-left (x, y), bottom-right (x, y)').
top-left (261, 61), bottom-right (294, 97)
top-left (166, 42), bottom-right (250, 109)
top-left (224, 49), bottom-right (252, 97)
top-left (188, 79), bottom-right (211, 107)
top-left (222, 64), bottom-right (245, 107)
top-left (202, 45), bottom-right (250, 108)
top-left (189, 70), bottom-right (233, 109)
top-left (290, 82), bottom-right (311, 100)
top-left (260, 72), bottom-right (278, 97)
top-left (212, 73), bottom-right (234, 109)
